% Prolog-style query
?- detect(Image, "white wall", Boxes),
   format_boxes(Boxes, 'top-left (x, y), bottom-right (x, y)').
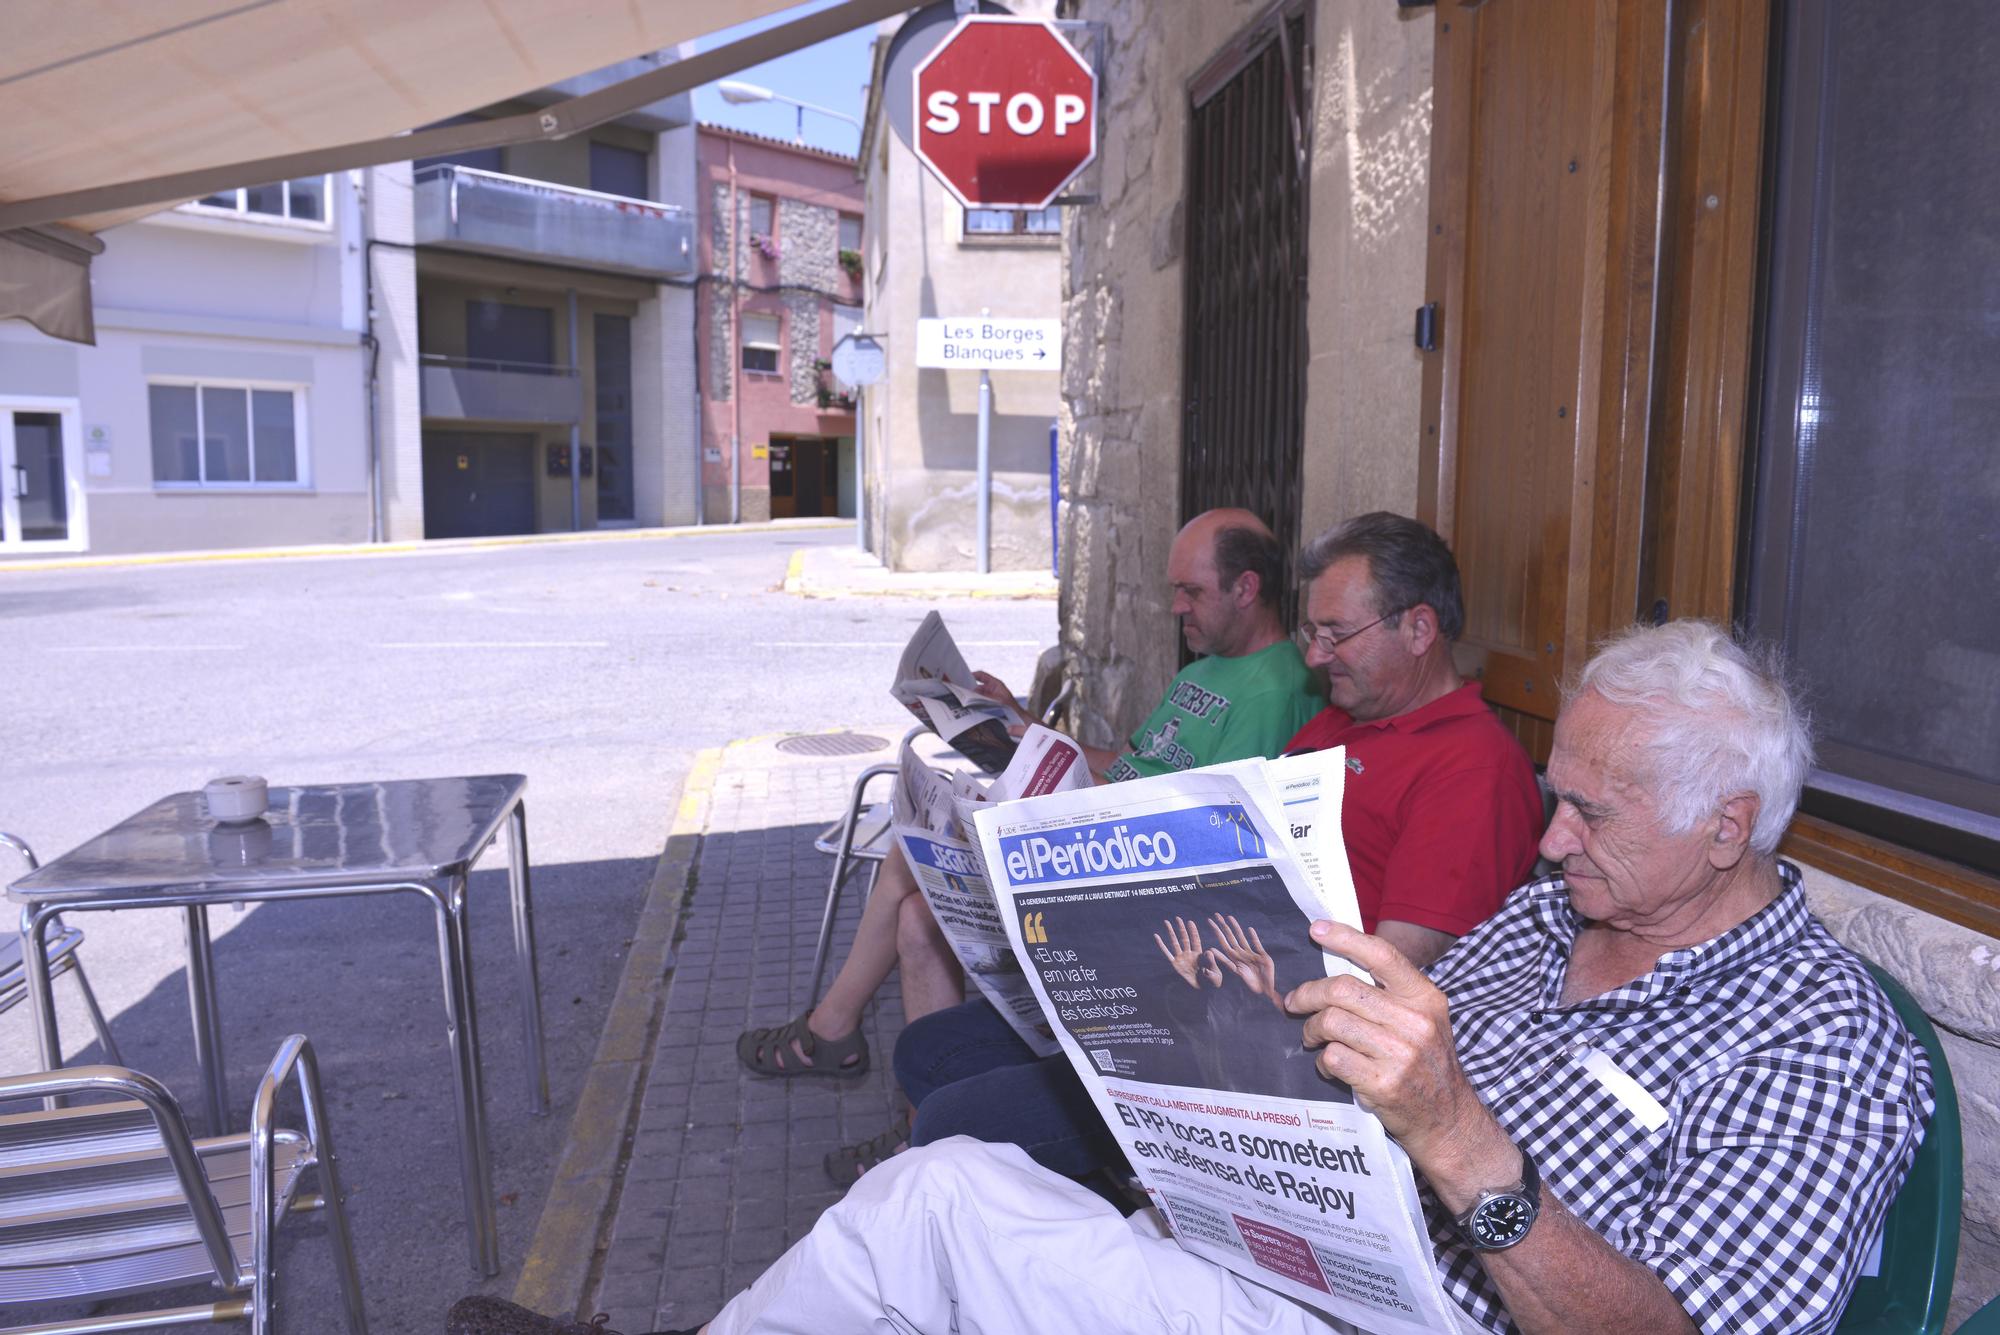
top-left (0, 178), bottom-right (374, 556)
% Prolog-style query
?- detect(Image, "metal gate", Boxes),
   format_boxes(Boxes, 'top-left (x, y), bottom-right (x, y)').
top-left (1180, 3), bottom-right (1312, 621)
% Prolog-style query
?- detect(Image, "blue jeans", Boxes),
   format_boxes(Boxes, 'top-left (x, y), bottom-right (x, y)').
top-left (893, 999), bottom-right (1123, 1180)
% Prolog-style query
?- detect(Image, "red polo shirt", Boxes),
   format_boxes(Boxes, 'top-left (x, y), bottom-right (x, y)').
top-left (1286, 682), bottom-right (1543, 936)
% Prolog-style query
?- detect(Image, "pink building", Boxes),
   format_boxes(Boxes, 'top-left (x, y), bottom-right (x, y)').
top-left (696, 126), bottom-right (865, 522)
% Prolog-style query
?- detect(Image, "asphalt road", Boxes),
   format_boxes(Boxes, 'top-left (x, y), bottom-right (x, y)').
top-left (0, 525), bottom-right (1055, 1332)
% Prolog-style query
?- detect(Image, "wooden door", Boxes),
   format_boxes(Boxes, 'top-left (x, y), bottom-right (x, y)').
top-left (1417, 0), bottom-right (1769, 754)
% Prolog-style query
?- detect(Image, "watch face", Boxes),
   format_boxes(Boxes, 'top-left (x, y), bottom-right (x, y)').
top-left (1469, 1194), bottom-right (1534, 1248)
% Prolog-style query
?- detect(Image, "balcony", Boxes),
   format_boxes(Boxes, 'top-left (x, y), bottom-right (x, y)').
top-left (413, 165), bottom-right (694, 280)
top-left (420, 355), bottom-right (581, 424)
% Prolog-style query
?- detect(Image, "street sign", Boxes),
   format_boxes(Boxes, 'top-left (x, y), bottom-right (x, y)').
top-left (831, 333), bottom-right (887, 387)
top-left (912, 17), bottom-right (1098, 210)
top-left (915, 317), bottom-right (1062, 370)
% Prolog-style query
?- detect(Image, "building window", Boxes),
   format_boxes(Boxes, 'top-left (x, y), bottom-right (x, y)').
top-left (741, 312), bottom-right (782, 374)
top-left (148, 383), bottom-right (305, 487)
top-left (466, 300), bottom-right (557, 371)
top-left (1745, 3), bottom-right (2000, 875)
top-left (838, 214), bottom-right (863, 252)
top-left (748, 194), bottom-right (775, 241)
top-left (964, 206), bottom-right (1061, 237)
top-left (589, 142), bottom-right (650, 200)
top-left (192, 176), bottom-right (330, 224)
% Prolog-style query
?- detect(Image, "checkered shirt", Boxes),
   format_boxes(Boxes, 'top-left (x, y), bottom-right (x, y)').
top-left (1422, 863), bottom-right (1933, 1334)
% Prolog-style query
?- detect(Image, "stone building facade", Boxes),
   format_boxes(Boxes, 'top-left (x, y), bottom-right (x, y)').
top-left (1055, 0), bottom-right (1999, 1316)
top-left (695, 127), bottom-right (863, 524)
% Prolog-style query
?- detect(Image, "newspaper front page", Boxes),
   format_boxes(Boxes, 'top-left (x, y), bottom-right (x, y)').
top-left (892, 726), bottom-right (1094, 1058)
top-left (889, 611), bottom-right (1018, 773)
top-left (972, 754), bottom-right (1461, 1332)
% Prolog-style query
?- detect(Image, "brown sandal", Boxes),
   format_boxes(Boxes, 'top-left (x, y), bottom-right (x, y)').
top-left (735, 1010), bottom-right (869, 1078)
top-left (823, 1109), bottom-right (912, 1186)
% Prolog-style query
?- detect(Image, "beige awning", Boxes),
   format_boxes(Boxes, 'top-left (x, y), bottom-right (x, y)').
top-left (0, 0), bottom-right (908, 340)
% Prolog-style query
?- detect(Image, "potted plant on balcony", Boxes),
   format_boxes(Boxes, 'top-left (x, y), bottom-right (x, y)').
top-left (751, 233), bottom-right (781, 261)
top-left (838, 248), bottom-right (863, 279)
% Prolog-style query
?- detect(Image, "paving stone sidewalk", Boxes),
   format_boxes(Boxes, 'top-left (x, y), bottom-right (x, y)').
top-left (590, 729), bottom-right (926, 1332)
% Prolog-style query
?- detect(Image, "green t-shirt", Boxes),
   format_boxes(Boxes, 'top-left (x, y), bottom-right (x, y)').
top-left (1103, 640), bottom-right (1324, 782)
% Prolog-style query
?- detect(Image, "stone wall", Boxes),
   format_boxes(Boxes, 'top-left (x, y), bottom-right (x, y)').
top-left (1059, 0), bottom-right (1434, 749)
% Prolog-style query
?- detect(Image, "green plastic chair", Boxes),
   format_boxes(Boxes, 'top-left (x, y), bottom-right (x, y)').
top-left (1834, 961), bottom-right (1962, 1335)
top-left (1954, 1295), bottom-right (2000, 1334)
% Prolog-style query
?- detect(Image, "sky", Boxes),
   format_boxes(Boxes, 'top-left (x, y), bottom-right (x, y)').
top-left (687, 1), bottom-right (881, 159)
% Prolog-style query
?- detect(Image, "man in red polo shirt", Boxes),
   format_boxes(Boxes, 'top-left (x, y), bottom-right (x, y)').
top-left (887, 512), bottom-right (1544, 1181)
top-left (1286, 510), bottom-right (1544, 966)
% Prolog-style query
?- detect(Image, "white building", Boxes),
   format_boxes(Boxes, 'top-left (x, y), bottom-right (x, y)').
top-left (0, 54), bottom-right (702, 559)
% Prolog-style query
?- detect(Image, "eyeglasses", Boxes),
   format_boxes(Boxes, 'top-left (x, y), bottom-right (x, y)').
top-left (1294, 608), bottom-right (1405, 655)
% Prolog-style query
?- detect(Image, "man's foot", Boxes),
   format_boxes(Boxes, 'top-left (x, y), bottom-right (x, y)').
top-left (823, 1109), bottom-right (912, 1186)
top-left (444, 1295), bottom-right (699, 1334)
top-left (735, 1009), bottom-right (869, 1078)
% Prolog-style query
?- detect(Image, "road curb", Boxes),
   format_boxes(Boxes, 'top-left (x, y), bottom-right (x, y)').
top-left (0, 518), bottom-right (849, 575)
top-left (511, 745), bottom-right (723, 1319)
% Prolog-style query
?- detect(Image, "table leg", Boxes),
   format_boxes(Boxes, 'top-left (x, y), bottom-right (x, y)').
top-left (433, 880), bottom-right (500, 1275)
top-left (506, 801), bottom-right (549, 1114)
top-left (20, 908), bottom-right (65, 1107)
top-left (183, 905), bottom-right (230, 1136)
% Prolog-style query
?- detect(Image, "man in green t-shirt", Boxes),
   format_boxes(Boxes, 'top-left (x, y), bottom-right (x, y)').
top-left (1046, 508), bottom-right (1321, 783)
top-left (738, 508), bottom-right (1323, 1172)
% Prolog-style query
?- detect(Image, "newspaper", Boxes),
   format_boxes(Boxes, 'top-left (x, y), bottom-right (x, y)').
top-left (892, 726), bottom-right (1094, 1058)
top-left (890, 610), bottom-right (1018, 773)
top-left (972, 752), bottom-right (1461, 1332)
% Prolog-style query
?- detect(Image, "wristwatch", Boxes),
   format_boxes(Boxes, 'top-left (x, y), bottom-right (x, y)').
top-left (1453, 1150), bottom-right (1541, 1251)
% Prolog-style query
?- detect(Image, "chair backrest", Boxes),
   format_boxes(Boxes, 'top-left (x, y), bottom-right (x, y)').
top-left (0, 1066), bottom-right (242, 1306)
top-left (0, 832), bottom-right (36, 873)
top-left (1954, 1295), bottom-right (2000, 1335)
top-left (1834, 960), bottom-right (1962, 1335)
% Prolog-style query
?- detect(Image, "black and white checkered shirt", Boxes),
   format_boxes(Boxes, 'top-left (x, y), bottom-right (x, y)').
top-left (1423, 863), bottom-right (1933, 1334)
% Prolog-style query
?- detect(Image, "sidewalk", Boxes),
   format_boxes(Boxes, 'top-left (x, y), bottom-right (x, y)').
top-left (784, 542), bottom-right (1057, 600)
top-left (516, 727), bottom-right (924, 1330)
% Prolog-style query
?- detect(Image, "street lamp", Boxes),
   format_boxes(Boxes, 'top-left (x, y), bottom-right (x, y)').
top-left (715, 79), bottom-right (862, 145)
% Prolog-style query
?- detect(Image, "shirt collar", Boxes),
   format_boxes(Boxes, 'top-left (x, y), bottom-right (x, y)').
top-left (1334, 681), bottom-right (1495, 735)
top-left (1528, 861), bottom-right (1812, 992)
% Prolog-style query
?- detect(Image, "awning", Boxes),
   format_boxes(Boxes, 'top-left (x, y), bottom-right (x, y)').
top-left (0, 0), bottom-right (910, 341)
top-left (0, 225), bottom-right (103, 344)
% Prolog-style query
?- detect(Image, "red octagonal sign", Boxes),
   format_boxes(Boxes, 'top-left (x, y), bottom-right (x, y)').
top-left (913, 17), bottom-right (1097, 211)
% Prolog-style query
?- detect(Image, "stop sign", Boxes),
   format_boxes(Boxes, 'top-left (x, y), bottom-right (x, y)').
top-left (912, 17), bottom-right (1097, 211)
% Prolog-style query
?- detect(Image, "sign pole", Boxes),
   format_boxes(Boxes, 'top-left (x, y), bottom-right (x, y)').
top-left (854, 391), bottom-right (867, 550)
top-left (977, 366), bottom-right (992, 574)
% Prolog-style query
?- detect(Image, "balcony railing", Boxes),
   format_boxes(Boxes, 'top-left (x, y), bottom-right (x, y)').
top-left (413, 165), bottom-right (694, 280)
top-left (419, 355), bottom-right (582, 425)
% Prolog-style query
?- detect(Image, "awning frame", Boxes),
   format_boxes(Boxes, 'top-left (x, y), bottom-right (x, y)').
top-left (0, 0), bottom-right (909, 234)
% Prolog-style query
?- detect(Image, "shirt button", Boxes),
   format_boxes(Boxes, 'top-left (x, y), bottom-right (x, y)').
top-left (1530, 1010), bottom-right (1546, 1022)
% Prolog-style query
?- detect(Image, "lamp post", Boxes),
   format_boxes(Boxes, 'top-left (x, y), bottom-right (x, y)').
top-left (716, 80), bottom-right (863, 146)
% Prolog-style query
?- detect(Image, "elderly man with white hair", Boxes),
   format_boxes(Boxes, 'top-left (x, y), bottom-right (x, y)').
top-left (455, 621), bottom-right (1933, 1335)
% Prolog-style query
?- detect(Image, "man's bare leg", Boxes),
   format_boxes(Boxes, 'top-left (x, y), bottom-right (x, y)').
top-left (894, 890), bottom-right (966, 1022)
top-left (796, 846), bottom-right (922, 1051)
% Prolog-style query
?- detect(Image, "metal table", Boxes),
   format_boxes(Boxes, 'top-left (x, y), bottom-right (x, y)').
top-left (5, 775), bottom-right (547, 1276)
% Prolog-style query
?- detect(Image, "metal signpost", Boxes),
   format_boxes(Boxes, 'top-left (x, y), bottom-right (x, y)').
top-left (916, 315), bottom-right (1063, 572)
top-left (832, 333), bottom-right (887, 550)
top-left (906, 16), bottom-right (1097, 574)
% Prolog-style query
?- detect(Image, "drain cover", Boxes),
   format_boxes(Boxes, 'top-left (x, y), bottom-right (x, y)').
top-left (775, 731), bottom-right (891, 757)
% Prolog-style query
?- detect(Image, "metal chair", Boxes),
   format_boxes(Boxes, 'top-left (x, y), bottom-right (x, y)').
top-left (804, 675), bottom-right (1076, 1000)
top-left (1, 832), bottom-right (121, 1064)
top-left (1832, 960), bottom-right (1962, 1335)
top-left (0, 1035), bottom-right (367, 1335)
top-left (1954, 1295), bottom-right (2000, 1334)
